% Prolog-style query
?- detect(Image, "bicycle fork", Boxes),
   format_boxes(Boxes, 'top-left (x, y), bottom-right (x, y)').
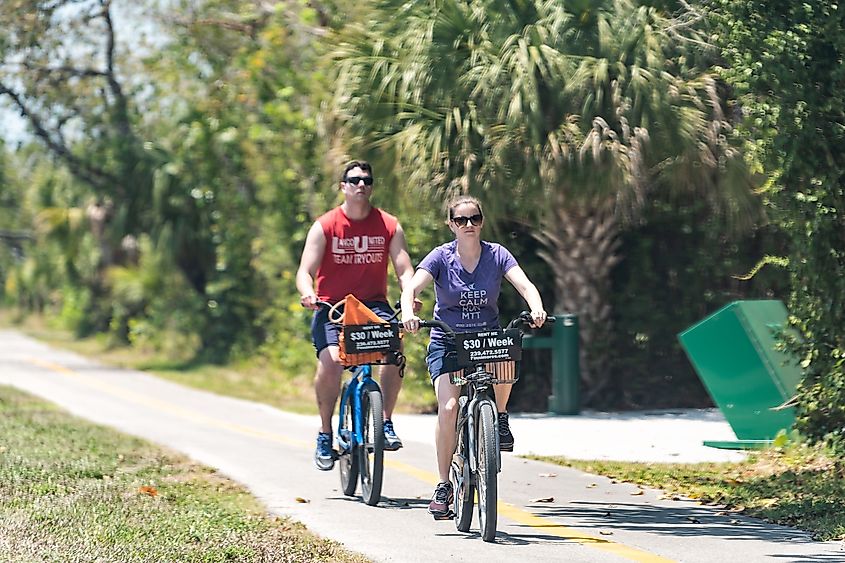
top-left (337, 366), bottom-right (375, 454)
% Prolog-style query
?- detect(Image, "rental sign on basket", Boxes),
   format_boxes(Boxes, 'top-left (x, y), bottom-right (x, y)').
top-left (343, 324), bottom-right (401, 354)
top-left (456, 329), bottom-right (522, 365)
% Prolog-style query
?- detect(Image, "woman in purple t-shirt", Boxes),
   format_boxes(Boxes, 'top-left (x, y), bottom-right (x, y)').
top-left (400, 195), bottom-right (548, 519)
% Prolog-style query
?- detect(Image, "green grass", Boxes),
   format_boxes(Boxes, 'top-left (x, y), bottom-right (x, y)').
top-left (0, 309), bottom-right (437, 415)
top-left (0, 385), bottom-right (369, 562)
top-left (530, 443), bottom-right (845, 541)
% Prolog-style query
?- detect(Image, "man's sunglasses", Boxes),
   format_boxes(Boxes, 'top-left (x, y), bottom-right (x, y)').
top-left (344, 176), bottom-right (374, 186)
top-left (451, 213), bottom-right (483, 227)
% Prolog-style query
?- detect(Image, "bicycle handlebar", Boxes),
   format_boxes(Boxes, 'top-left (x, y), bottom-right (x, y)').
top-left (417, 319), bottom-right (454, 337)
top-left (311, 301), bottom-right (552, 335)
top-left (413, 312), bottom-right (553, 339)
top-left (505, 310), bottom-right (557, 330)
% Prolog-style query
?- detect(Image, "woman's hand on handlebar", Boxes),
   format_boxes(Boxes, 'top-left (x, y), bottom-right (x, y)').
top-left (509, 309), bottom-right (553, 330)
top-left (530, 309), bottom-right (547, 328)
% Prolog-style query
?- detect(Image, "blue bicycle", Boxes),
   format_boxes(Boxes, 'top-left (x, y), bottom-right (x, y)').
top-left (318, 300), bottom-right (405, 506)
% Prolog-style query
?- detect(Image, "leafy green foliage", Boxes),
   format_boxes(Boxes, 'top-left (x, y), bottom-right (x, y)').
top-left (712, 1), bottom-right (845, 445)
top-left (607, 193), bottom-right (789, 409)
top-left (0, 145), bottom-right (21, 302)
top-left (106, 236), bottom-right (205, 358)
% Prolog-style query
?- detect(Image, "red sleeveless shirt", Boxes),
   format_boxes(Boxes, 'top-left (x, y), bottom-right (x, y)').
top-left (315, 206), bottom-right (398, 303)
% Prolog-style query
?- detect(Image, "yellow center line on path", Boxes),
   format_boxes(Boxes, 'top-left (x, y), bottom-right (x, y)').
top-left (28, 357), bottom-right (677, 563)
top-left (498, 503), bottom-right (676, 563)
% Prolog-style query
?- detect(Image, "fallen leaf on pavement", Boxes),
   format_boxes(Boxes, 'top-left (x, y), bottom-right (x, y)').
top-left (138, 486), bottom-right (158, 497)
top-left (530, 497), bottom-right (554, 503)
top-left (538, 473), bottom-right (557, 478)
top-left (630, 489), bottom-right (644, 496)
top-left (295, 497), bottom-right (310, 504)
top-left (599, 530), bottom-right (613, 535)
top-left (586, 483), bottom-right (598, 488)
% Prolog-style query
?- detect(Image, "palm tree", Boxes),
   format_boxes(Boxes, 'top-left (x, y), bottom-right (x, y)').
top-left (331, 0), bottom-right (753, 400)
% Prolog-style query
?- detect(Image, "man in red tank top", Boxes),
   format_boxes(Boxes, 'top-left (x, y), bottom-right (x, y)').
top-left (296, 161), bottom-right (417, 470)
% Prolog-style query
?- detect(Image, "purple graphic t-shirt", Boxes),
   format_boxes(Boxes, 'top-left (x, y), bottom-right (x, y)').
top-left (418, 240), bottom-right (518, 340)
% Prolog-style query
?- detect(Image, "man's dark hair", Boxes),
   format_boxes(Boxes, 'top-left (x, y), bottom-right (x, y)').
top-left (342, 160), bottom-right (373, 181)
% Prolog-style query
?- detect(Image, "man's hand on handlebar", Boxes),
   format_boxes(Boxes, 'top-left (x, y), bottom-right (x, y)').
top-left (401, 314), bottom-right (421, 334)
top-left (300, 293), bottom-right (319, 310)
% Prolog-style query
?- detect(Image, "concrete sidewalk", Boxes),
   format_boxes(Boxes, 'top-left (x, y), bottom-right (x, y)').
top-left (391, 408), bottom-right (749, 463)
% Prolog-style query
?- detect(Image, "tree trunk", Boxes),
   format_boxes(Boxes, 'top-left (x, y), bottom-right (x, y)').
top-left (535, 193), bottom-right (621, 405)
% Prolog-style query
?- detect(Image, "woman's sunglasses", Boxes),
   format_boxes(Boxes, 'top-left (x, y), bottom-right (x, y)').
top-left (344, 176), bottom-right (374, 186)
top-left (451, 213), bottom-right (483, 227)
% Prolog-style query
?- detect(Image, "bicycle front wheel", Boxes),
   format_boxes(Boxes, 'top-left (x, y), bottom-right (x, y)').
top-left (476, 401), bottom-right (498, 542)
top-left (338, 382), bottom-right (359, 496)
top-left (358, 388), bottom-right (385, 506)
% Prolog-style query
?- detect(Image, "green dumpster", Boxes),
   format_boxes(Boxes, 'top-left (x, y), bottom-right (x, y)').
top-left (678, 300), bottom-right (801, 449)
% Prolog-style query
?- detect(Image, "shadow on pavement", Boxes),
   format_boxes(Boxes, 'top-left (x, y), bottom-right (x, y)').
top-left (432, 529), bottom-right (541, 546)
top-left (531, 501), bottom-right (825, 544)
top-left (329, 495), bottom-right (431, 511)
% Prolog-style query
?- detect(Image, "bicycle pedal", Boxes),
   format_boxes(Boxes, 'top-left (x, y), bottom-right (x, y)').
top-left (432, 510), bottom-right (455, 521)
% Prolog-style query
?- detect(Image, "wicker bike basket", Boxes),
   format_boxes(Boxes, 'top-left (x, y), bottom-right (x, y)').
top-left (448, 360), bottom-right (520, 386)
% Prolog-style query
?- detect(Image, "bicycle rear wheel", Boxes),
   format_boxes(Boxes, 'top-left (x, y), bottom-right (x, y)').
top-left (359, 388), bottom-right (384, 506)
top-left (451, 418), bottom-right (474, 532)
top-left (476, 401), bottom-right (498, 542)
top-left (338, 382), bottom-right (359, 496)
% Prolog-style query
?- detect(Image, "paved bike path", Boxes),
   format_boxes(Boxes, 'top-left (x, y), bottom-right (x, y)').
top-left (1, 329), bottom-right (842, 563)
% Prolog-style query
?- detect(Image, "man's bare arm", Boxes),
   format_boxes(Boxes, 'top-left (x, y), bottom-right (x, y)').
top-left (296, 222), bottom-right (326, 309)
top-left (388, 223), bottom-right (415, 290)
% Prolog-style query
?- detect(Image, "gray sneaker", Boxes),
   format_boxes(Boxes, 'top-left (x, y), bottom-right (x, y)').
top-left (383, 419), bottom-right (403, 451)
top-left (428, 481), bottom-right (454, 520)
top-left (314, 432), bottom-right (335, 471)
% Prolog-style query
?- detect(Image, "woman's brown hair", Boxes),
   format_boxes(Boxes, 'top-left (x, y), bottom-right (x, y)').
top-left (445, 195), bottom-right (483, 222)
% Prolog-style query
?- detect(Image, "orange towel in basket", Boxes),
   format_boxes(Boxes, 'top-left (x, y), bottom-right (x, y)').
top-left (341, 294), bottom-right (386, 325)
top-left (338, 294), bottom-right (397, 366)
